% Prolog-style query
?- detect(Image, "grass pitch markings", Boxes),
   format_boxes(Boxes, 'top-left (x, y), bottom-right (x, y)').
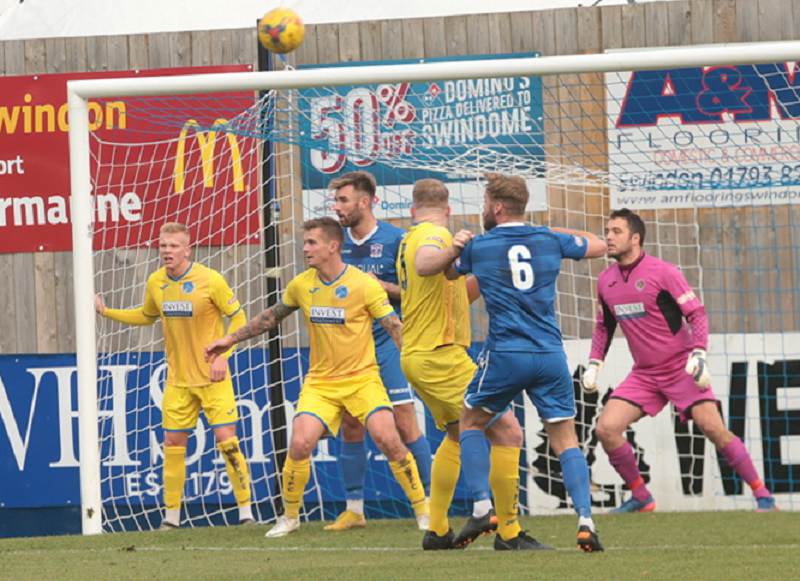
top-left (3, 543), bottom-right (800, 557)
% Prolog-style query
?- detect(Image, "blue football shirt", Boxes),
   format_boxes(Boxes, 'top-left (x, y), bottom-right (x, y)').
top-left (454, 223), bottom-right (587, 352)
top-left (341, 220), bottom-right (405, 342)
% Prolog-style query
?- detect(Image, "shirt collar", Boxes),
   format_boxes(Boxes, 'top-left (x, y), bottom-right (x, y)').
top-left (347, 223), bottom-right (380, 246)
top-left (619, 251), bottom-right (646, 273)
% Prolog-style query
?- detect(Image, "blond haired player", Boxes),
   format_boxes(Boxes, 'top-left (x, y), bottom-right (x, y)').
top-left (397, 179), bottom-right (522, 550)
top-left (206, 217), bottom-right (428, 538)
top-left (95, 222), bottom-right (254, 530)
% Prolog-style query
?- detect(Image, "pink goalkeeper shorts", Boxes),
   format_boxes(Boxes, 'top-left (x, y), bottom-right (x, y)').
top-left (610, 364), bottom-right (718, 423)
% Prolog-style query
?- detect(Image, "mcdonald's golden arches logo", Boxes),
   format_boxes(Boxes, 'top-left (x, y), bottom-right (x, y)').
top-left (173, 119), bottom-right (246, 194)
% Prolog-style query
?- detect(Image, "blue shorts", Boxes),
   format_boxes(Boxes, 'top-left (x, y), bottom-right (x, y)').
top-left (465, 350), bottom-right (576, 421)
top-left (375, 332), bottom-right (415, 405)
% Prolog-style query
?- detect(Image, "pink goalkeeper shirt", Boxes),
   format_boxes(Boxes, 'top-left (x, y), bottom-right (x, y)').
top-left (589, 253), bottom-right (708, 372)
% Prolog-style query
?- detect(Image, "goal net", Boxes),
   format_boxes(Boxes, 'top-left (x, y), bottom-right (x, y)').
top-left (72, 42), bottom-right (800, 533)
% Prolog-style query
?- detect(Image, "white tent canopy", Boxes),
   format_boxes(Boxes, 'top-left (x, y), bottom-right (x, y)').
top-left (0, 0), bottom-right (663, 41)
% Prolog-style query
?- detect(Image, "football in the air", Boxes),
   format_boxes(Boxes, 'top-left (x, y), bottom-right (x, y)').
top-left (258, 8), bottom-right (305, 54)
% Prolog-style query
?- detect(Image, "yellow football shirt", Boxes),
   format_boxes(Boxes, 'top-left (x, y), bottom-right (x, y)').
top-left (130, 262), bottom-right (242, 387)
top-left (397, 222), bottom-right (471, 354)
top-left (282, 265), bottom-right (395, 381)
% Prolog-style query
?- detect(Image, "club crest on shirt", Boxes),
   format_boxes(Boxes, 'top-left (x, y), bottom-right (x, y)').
top-left (335, 286), bottom-right (349, 299)
top-left (370, 243), bottom-right (383, 258)
top-left (635, 279), bottom-right (646, 291)
top-left (182, 281), bottom-right (195, 293)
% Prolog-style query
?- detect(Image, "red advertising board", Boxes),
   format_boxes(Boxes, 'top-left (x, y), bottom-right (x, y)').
top-left (0, 66), bottom-right (261, 254)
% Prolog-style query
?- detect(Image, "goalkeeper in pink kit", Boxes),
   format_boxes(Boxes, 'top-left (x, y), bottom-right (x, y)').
top-left (583, 209), bottom-right (777, 513)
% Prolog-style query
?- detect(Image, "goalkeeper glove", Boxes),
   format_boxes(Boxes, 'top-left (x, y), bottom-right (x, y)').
top-left (582, 359), bottom-right (603, 393)
top-left (685, 349), bottom-right (711, 388)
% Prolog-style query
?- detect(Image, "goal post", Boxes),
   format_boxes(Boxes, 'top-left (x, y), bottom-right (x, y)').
top-left (69, 40), bottom-right (800, 535)
top-left (68, 88), bottom-right (103, 536)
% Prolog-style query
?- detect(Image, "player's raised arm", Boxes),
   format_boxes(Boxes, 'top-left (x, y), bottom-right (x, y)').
top-left (205, 302), bottom-right (297, 361)
top-left (549, 226), bottom-right (608, 258)
top-left (415, 229), bottom-right (473, 277)
top-left (442, 230), bottom-right (474, 280)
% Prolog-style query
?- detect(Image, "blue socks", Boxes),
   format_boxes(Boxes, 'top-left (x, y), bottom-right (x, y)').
top-left (560, 447), bottom-right (592, 518)
top-left (460, 429), bottom-right (492, 502)
top-left (406, 435), bottom-right (433, 496)
top-left (340, 440), bottom-right (368, 500)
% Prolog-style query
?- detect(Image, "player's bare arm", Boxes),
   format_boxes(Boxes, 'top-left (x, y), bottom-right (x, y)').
top-left (205, 303), bottom-right (298, 361)
top-left (209, 355), bottom-right (229, 382)
top-left (465, 275), bottom-right (480, 303)
top-left (233, 302), bottom-right (297, 342)
top-left (368, 273), bottom-right (401, 301)
top-left (549, 226), bottom-right (608, 258)
top-left (94, 295), bottom-right (106, 315)
top-left (416, 229), bottom-right (473, 277)
top-left (379, 314), bottom-right (403, 351)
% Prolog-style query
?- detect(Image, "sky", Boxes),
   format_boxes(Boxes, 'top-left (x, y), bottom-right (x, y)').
top-left (0, 0), bottom-right (668, 41)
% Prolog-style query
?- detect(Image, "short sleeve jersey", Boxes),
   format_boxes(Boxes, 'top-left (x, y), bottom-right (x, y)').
top-left (397, 222), bottom-right (471, 354)
top-left (454, 224), bottom-right (587, 352)
top-left (342, 221), bottom-right (405, 339)
top-left (143, 262), bottom-right (242, 387)
top-left (281, 265), bottom-right (395, 381)
top-left (597, 253), bottom-right (704, 371)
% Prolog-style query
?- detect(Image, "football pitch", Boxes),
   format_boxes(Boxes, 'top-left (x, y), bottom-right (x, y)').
top-left (0, 511), bottom-right (795, 581)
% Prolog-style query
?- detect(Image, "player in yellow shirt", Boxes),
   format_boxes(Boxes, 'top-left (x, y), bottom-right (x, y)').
top-left (95, 222), bottom-right (254, 530)
top-left (398, 179), bottom-right (522, 550)
top-left (205, 217), bottom-right (428, 538)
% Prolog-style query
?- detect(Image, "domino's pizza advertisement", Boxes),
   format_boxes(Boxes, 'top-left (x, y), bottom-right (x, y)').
top-left (296, 53), bottom-right (547, 219)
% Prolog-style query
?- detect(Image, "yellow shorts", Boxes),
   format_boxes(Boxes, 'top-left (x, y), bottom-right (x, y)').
top-left (296, 373), bottom-right (392, 437)
top-left (162, 378), bottom-right (239, 431)
top-left (401, 345), bottom-right (476, 431)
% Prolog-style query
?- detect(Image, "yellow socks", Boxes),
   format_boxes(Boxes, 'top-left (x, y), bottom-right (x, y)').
top-left (490, 446), bottom-right (522, 541)
top-left (429, 437), bottom-right (461, 536)
top-left (163, 445), bottom-right (187, 512)
top-left (218, 437), bottom-right (251, 507)
top-left (282, 457), bottom-right (311, 520)
top-left (389, 452), bottom-right (427, 514)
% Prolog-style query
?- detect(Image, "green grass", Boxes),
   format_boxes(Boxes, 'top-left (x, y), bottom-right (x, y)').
top-left (1, 512), bottom-right (796, 581)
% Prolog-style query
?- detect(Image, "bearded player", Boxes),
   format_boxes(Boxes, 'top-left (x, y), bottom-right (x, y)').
top-left (326, 171), bottom-right (432, 531)
top-left (445, 173), bottom-right (608, 551)
top-left (583, 209), bottom-right (777, 513)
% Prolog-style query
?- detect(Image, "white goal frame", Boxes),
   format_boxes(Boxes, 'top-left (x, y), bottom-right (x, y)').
top-left (68, 40), bottom-right (800, 535)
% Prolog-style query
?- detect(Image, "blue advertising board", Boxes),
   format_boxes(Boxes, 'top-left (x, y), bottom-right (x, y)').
top-left (0, 350), bottom-right (462, 520)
